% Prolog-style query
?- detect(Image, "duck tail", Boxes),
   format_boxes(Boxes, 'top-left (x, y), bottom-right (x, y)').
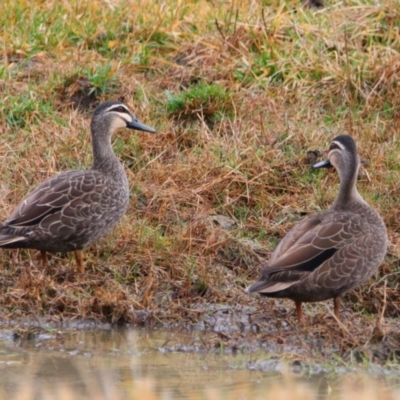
top-left (0, 235), bottom-right (26, 247)
top-left (245, 280), bottom-right (296, 294)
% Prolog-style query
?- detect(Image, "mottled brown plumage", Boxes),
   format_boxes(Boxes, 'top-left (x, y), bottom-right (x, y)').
top-left (246, 135), bottom-right (387, 323)
top-left (0, 100), bottom-right (156, 272)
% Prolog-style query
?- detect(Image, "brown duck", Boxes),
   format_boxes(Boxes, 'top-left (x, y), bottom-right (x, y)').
top-left (0, 100), bottom-right (155, 273)
top-left (246, 135), bottom-right (387, 323)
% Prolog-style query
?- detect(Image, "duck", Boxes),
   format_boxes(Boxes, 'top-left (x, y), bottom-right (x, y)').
top-left (245, 135), bottom-right (387, 323)
top-left (0, 100), bottom-right (156, 273)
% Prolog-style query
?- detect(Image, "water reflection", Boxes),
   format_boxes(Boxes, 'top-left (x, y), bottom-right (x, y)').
top-left (0, 327), bottom-right (397, 399)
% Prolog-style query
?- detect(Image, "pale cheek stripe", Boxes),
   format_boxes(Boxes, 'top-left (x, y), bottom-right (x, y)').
top-left (109, 117), bottom-right (129, 131)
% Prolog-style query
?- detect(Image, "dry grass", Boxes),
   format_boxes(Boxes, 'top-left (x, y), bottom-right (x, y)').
top-left (1, 0), bottom-right (400, 362)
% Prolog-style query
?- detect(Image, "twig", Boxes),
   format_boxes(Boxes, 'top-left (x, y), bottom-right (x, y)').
top-left (214, 19), bottom-right (226, 41)
top-left (377, 279), bottom-right (387, 328)
top-left (325, 303), bottom-right (362, 348)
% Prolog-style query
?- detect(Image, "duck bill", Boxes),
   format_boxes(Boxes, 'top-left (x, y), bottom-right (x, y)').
top-left (313, 159), bottom-right (332, 169)
top-left (127, 118), bottom-right (156, 133)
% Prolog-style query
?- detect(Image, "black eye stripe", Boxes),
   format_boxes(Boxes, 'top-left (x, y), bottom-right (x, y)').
top-left (329, 143), bottom-right (341, 151)
top-left (110, 106), bottom-right (129, 114)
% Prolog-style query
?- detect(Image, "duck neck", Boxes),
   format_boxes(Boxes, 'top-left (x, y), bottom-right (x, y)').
top-left (91, 125), bottom-right (118, 171)
top-left (332, 163), bottom-right (364, 210)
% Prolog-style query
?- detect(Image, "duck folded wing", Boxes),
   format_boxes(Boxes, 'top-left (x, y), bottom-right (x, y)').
top-left (248, 212), bottom-right (368, 293)
top-left (5, 171), bottom-right (105, 228)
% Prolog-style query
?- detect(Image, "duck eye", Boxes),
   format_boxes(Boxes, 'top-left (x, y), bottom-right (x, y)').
top-left (329, 143), bottom-right (340, 151)
top-left (112, 106), bottom-right (128, 113)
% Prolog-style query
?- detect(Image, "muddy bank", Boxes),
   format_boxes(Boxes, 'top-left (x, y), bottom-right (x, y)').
top-left (2, 299), bottom-right (400, 366)
top-left (0, 249), bottom-right (398, 366)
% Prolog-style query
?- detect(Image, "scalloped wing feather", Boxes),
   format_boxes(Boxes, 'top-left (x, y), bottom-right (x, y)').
top-left (5, 170), bottom-right (106, 228)
top-left (250, 211), bottom-right (374, 294)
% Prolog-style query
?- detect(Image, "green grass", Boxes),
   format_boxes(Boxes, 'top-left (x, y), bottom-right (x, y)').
top-left (3, 93), bottom-right (54, 128)
top-left (166, 82), bottom-right (234, 122)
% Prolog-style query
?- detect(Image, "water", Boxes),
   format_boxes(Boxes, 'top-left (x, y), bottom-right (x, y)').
top-left (0, 326), bottom-right (398, 399)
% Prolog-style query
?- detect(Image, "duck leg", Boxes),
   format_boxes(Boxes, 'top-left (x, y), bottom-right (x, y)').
top-left (333, 297), bottom-right (341, 320)
top-left (40, 250), bottom-right (52, 275)
top-left (40, 250), bottom-right (47, 267)
top-left (75, 250), bottom-right (84, 273)
top-left (295, 300), bottom-right (305, 324)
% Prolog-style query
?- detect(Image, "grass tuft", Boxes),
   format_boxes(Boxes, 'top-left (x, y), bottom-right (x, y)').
top-left (166, 82), bottom-right (234, 123)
